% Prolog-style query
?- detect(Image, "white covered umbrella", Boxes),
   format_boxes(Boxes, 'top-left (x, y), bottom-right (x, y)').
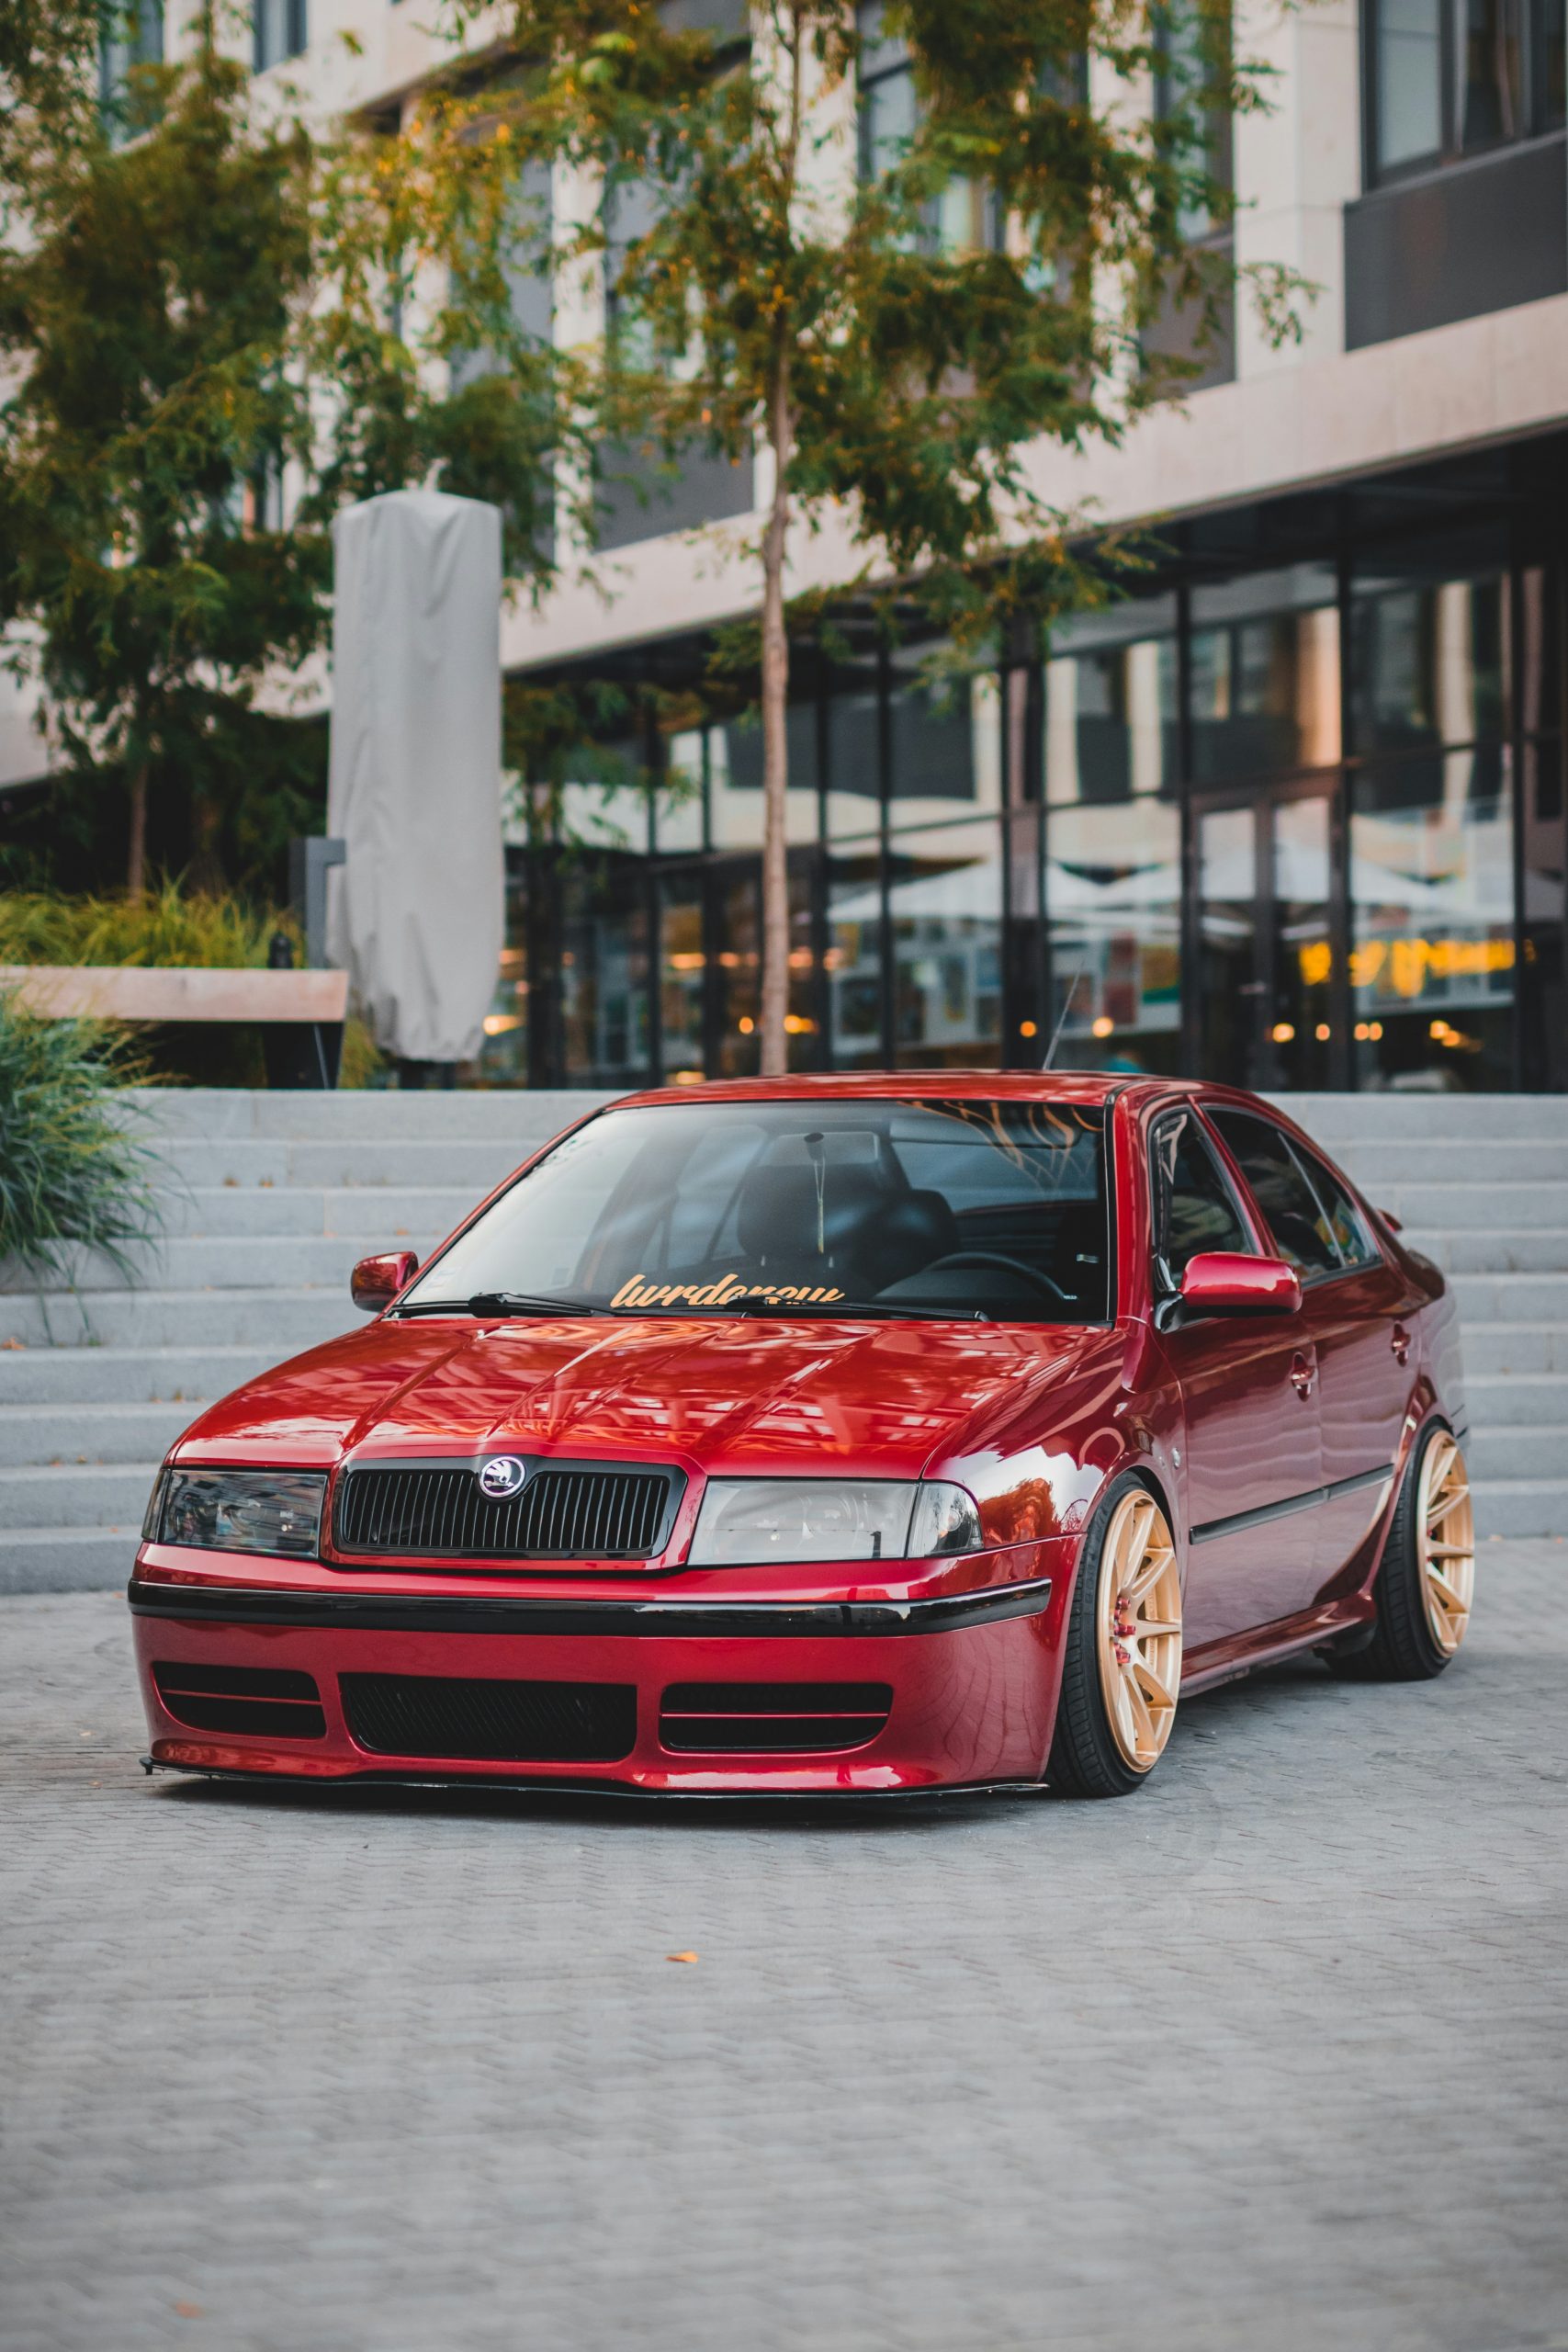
top-left (326, 489), bottom-right (504, 1064)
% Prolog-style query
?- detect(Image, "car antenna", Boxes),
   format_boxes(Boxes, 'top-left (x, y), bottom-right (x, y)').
top-left (1042, 958), bottom-right (1087, 1070)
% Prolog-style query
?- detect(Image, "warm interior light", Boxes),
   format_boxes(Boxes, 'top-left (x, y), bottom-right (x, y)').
top-left (738, 1016), bottom-right (755, 1034)
top-left (481, 1013), bottom-right (522, 1036)
top-left (783, 1014), bottom-right (817, 1035)
top-left (1429, 1018), bottom-right (1450, 1040)
top-left (1091, 1015), bottom-right (1114, 1039)
top-left (671, 1069), bottom-right (705, 1087)
top-left (1270, 1022), bottom-right (1295, 1044)
top-left (1019, 1020), bottom-right (1038, 1039)
top-left (1354, 1022), bottom-right (1370, 1042)
top-left (1370, 1022), bottom-right (1382, 1039)
top-left (1315, 1023), bottom-right (1330, 1041)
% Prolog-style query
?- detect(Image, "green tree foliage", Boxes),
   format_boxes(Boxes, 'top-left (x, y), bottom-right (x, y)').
top-left (437, 0), bottom-right (1304, 1071)
top-left (0, 5), bottom-right (575, 902)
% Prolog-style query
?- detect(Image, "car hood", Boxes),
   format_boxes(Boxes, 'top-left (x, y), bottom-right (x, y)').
top-left (174, 1311), bottom-right (1112, 1485)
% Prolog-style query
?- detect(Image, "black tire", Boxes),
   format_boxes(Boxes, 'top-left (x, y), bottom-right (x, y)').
top-left (1046, 1471), bottom-right (1179, 1798)
top-left (1321, 1419), bottom-right (1467, 1683)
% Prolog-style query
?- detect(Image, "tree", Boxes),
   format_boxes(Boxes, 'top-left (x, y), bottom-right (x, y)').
top-left (439, 0), bottom-right (1302, 1073)
top-left (0, 5), bottom-right (575, 899)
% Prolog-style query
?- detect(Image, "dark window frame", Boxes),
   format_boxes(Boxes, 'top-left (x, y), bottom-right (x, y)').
top-left (1361, 0), bottom-right (1562, 188)
top-left (1146, 1102), bottom-right (1263, 1297)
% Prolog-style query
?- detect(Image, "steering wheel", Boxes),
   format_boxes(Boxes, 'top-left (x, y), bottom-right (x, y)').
top-left (922, 1250), bottom-right (1073, 1306)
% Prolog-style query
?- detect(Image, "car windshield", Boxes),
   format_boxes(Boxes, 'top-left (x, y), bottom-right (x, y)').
top-left (398, 1098), bottom-right (1111, 1324)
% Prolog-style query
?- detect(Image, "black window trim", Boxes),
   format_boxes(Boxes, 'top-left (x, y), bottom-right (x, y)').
top-left (1198, 1104), bottom-right (1383, 1291)
top-left (1145, 1100), bottom-right (1265, 1306)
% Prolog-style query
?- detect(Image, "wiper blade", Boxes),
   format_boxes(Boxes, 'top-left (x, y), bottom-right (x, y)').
top-left (395, 1293), bottom-right (604, 1319)
top-left (717, 1298), bottom-right (989, 1323)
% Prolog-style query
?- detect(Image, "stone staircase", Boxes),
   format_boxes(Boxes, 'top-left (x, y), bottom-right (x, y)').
top-left (1273, 1093), bottom-right (1568, 1540)
top-left (1, 1086), bottom-right (1562, 1591)
top-left (0, 1089), bottom-right (609, 1593)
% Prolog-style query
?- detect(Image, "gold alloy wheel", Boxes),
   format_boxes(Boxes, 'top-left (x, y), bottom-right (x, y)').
top-left (1417, 1430), bottom-right (1475, 1657)
top-left (1095, 1490), bottom-right (1183, 1772)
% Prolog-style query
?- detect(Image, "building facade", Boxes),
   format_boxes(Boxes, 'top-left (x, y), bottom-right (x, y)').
top-left (9, 0), bottom-right (1568, 1093)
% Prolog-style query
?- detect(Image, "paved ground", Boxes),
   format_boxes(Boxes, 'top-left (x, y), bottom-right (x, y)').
top-left (3, 1547), bottom-right (1566, 2352)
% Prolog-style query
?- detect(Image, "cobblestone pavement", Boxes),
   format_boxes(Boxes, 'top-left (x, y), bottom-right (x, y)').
top-left (3, 1545), bottom-right (1566, 2352)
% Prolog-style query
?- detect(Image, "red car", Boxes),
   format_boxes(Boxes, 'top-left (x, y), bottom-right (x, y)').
top-left (130, 1075), bottom-right (1474, 1801)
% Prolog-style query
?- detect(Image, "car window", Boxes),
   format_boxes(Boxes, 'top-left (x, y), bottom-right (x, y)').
top-left (1206, 1109), bottom-right (1341, 1279)
top-left (1295, 1148), bottom-right (1379, 1269)
top-left (1150, 1109), bottom-right (1254, 1284)
top-left (400, 1097), bottom-right (1111, 1323)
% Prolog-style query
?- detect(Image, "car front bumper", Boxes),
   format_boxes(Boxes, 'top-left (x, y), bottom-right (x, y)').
top-left (128, 1544), bottom-right (1073, 1794)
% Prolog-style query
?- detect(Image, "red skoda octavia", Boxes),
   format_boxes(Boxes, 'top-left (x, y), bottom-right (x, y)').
top-left (130, 1076), bottom-right (1474, 1800)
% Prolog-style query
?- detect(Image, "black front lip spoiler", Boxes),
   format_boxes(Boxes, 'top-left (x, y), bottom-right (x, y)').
top-left (127, 1573), bottom-right (1054, 1640)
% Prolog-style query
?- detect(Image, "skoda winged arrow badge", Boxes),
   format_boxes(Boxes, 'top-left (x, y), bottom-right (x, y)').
top-left (478, 1456), bottom-right (528, 1501)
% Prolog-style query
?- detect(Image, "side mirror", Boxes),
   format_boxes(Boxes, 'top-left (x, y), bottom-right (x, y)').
top-left (1179, 1251), bottom-right (1302, 1317)
top-left (1379, 1206), bottom-right (1404, 1232)
top-left (351, 1250), bottom-right (420, 1313)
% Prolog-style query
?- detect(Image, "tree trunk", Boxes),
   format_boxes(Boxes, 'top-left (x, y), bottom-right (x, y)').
top-left (189, 793), bottom-right (225, 898)
top-left (758, 345), bottom-right (793, 1079)
top-left (127, 763), bottom-right (149, 900)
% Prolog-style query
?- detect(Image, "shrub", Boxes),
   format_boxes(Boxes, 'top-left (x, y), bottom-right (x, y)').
top-left (0, 879), bottom-right (385, 1087)
top-left (0, 989), bottom-right (163, 1285)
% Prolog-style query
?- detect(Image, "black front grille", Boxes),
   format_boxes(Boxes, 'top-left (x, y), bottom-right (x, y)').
top-left (152, 1662), bottom-right (326, 1740)
top-left (332, 1462), bottom-right (680, 1563)
top-left (340, 1673), bottom-right (637, 1762)
top-left (660, 1682), bottom-right (893, 1755)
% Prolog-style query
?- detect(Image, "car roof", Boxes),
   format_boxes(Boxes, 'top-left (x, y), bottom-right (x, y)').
top-left (606, 1070), bottom-right (1208, 1114)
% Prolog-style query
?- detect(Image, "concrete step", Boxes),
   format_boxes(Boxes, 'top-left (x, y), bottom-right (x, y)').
top-left (1472, 1480), bottom-right (1568, 1539)
top-left (0, 1461), bottom-right (158, 1532)
top-left (1462, 1324), bottom-right (1568, 1376)
top-left (1450, 1273), bottom-right (1568, 1325)
top-left (1468, 1425), bottom-right (1568, 1481)
top-left (0, 1342), bottom-right (280, 1407)
top-left (123, 1086), bottom-right (608, 1141)
top-left (1274, 1093), bottom-right (1568, 1141)
top-left (1376, 1182), bottom-right (1568, 1230)
top-left (0, 1401), bottom-right (200, 1468)
top-left (1404, 1229), bottom-right (1568, 1274)
top-left (0, 1526), bottom-right (140, 1595)
top-left (0, 1287), bottom-right (354, 1353)
top-left (1337, 1140), bottom-right (1568, 1187)
top-left (159, 1185), bottom-right (479, 1240)
top-left (1466, 1374), bottom-right (1568, 1427)
top-left (141, 1138), bottom-right (532, 1192)
top-left (1, 1232), bottom-right (449, 1298)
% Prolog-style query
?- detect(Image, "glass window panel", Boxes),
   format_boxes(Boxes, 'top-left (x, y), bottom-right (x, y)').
top-left (658, 871), bottom-right (706, 1084)
top-left (1521, 738), bottom-right (1567, 1088)
top-left (889, 821), bottom-right (1003, 1068)
top-left (1152, 1109), bottom-right (1255, 1279)
top-left (826, 659), bottom-right (882, 837)
top-left (559, 737), bottom-right (653, 854)
top-left (1207, 1110), bottom-right (1342, 1277)
top-left (1461, 0), bottom-right (1525, 145)
top-left (1272, 796), bottom-right (1334, 1090)
top-left (1351, 574), bottom-right (1508, 754)
top-left (1350, 752), bottom-right (1515, 1091)
top-left (1196, 804), bottom-right (1256, 1088)
top-left (1190, 566), bottom-right (1340, 784)
top-left (827, 846), bottom-right (886, 1068)
top-left (1546, 0), bottom-right (1567, 127)
top-left (715, 867), bottom-right (760, 1076)
top-left (710, 707), bottom-right (818, 849)
top-left (1045, 638), bottom-right (1179, 805)
top-left (1295, 1147), bottom-right (1379, 1268)
top-left (887, 646), bottom-right (999, 820)
top-left (654, 729), bottom-right (705, 854)
top-left (560, 857), bottom-right (651, 1087)
top-left (1374, 0), bottom-right (1444, 170)
top-left (1043, 789), bottom-right (1180, 1076)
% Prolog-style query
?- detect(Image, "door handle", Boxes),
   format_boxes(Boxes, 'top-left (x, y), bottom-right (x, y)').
top-left (1290, 1351), bottom-right (1316, 1399)
top-left (1391, 1324), bottom-right (1411, 1366)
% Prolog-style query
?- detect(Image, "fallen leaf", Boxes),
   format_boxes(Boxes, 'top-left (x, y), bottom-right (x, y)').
top-left (174, 2304), bottom-right (204, 2320)
top-left (666, 1951), bottom-right (699, 1964)
top-left (0, 1338), bottom-right (23, 1351)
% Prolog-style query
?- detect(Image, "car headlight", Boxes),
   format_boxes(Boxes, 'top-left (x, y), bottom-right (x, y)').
top-left (687, 1477), bottom-right (983, 1566)
top-left (144, 1468), bottom-right (326, 1559)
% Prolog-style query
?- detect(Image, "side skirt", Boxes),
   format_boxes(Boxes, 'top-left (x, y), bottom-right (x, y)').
top-left (1179, 1596), bottom-right (1377, 1697)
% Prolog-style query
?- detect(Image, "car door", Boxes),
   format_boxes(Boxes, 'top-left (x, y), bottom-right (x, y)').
top-left (1147, 1105), bottom-right (1323, 1654)
top-left (1203, 1107), bottom-right (1410, 1606)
